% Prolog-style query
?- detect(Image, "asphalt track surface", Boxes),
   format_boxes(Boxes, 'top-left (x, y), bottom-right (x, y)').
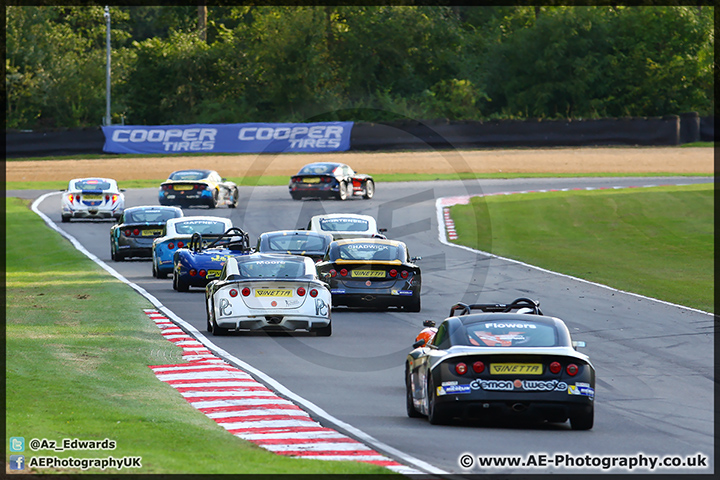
top-left (26, 176), bottom-right (714, 475)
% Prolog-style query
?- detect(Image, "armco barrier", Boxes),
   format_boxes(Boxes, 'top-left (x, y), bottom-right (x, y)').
top-left (5, 114), bottom-right (713, 159)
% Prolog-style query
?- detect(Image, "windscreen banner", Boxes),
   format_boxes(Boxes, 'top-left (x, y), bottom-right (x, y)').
top-left (102, 122), bottom-right (354, 154)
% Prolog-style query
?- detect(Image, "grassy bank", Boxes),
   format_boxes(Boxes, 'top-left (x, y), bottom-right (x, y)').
top-left (5, 170), bottom-right (713, 191)
top-left (4, 197), bottom-right (391, 474)
top-left (448, 184), bottom-right (714, 313)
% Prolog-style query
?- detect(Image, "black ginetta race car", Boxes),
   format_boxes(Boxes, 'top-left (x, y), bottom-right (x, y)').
top-left (288, 162), bottom-right (374, 200)
top-left (406, 298), bottom-right (595, 429)
top-left (159, 169), bottom-right (239, 208)
top-left (316, 238), bottom-right (421, 311)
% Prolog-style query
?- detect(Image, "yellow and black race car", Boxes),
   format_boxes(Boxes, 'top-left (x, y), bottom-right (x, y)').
top-left (316, 238), bottom-right (421, 311)
top-left (158, 169), bottom-right (238, 208)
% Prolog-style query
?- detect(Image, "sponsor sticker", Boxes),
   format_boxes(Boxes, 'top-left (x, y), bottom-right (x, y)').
top-left (437, 384), bottom-right (472, 396)
top-left (352, 270), bottom-right (385, 278)
top-left (83, 194), bottom-right (102, 200)
top-left (255, 289), bottom-right (293, 297)
top-left (330, 289), bottom-right (346, 294)
top-left (173, 184), bottom-right (193, 191)
top-left (568, 384), bottom-right (595, 397)
top-left (206, 269), bottom-right (222, 279)
top-left (302, 177), bottom-right (321, 184)
top-left (490, 363), bottom-right (543, 375)
top-left (142, 229), bottom-right (162, 236)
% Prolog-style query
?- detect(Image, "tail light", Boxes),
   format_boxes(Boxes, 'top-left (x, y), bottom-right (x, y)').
top-left (199, 270), bottom-right (207, 277)
top-left (189, 269), bottom-right (197, 277)
top-left (229, 289), bottom-right (238, 297)
top-left (400, 270), bottom-right (409, 279)
top-left (566, 364), bottom-right (579, 376)
top-left (241, 287), bottom-right (251, 296)
top-left (329, 269), bottom-right (337, 277)
top-left (339, 268), bottom-right (348, 277)
top-left (309, 289), bottom-right (318, 297)
top-left (133, 228), bottom-right (140, 236)
top-left (322, 177), bottom-right (333, 183)
top-left (473, 361), bottom-right (485, 373)
top-left (455, 363), bottom-right (468, 375)
top-left (105, 194), bottom-right (110, 201)
top-left (168, 243), bottom-right (175, 249)
top-left (124, 229), bottom-right (132, 236)
top-left (162, 184), bottom-right (172, 191)
top-left (389, 269), bottom-right (398, 278)
top-left (68, 194), bottom-right (75, 203)
top-left (177, 241), bottom-right (184, 248)
top-left (112, 194), bottom-right (119, 203)
top-left (297, 287), bottom-right (306, 296)
top-left (549, 362), bottom-right (562, 374)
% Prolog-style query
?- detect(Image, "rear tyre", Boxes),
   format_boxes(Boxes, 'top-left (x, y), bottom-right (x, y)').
top-left (337, 182), bottom-right (348, 201)
top-left (427, 375), bottom-right (449, 425)
top-left (570, 405), bottom-right (594, 430)
top-left (406, 365), bottom-right (422, 418)
top-left (314, 322), bottom-right (332, 337)
top-left (290, 193), bottom-right (302, 201)
top-left (61, 215), bottom-right (71, 223)
top-left (110, 243), bottom-right (116, 261)
top-left (155, 264), bottom-right (167, 279)
top-left (208, 190), bottom-right (218, 209)
top-left (174, 271), bottom-right (189, 292)
top-left (212, 318), bottom-right (228, 336)
top-left (229, 187), bottom-right (239, 208)
top-left (363, 180), bottom-right (375, 199)
top-left (405, 295), bottom-right (421, 312)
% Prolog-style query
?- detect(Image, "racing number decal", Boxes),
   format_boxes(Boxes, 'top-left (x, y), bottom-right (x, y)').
top-left (315, 298), bottom-right (328, 316)
top-left (219, 298), bottom-right (232, 316)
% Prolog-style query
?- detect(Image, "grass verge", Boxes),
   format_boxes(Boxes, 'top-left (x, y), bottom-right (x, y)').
top-left (5, 197), bottom-right (392, 474)
top-left (449, 184), bottom-right (714, 313)
top-left (5, 171), bottom-right (713, 191)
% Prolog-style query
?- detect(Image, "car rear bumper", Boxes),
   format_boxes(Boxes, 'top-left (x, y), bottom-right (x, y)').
top-left (330, 290), bottom-right (418, 308)
top-left (216, 314), bottom-right (330, 332)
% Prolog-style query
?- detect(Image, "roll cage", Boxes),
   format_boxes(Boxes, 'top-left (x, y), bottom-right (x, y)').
top-left (187, 227), bottom-right (252, 253)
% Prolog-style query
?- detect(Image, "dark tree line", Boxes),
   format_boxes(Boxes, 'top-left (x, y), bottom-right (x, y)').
top-left (5, 5), bottom-right (714, 129)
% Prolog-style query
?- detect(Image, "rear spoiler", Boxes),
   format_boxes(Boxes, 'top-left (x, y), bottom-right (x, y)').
top-left (449, 297), bottom-right (543, 317)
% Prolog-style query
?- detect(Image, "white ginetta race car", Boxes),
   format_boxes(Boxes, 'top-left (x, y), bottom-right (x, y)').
top-left (306, 213), bottom-right (387, 241)
top-left (61, 177), bottom-right (125, 222)
top-left (205, 254), bottom-right (332, 336)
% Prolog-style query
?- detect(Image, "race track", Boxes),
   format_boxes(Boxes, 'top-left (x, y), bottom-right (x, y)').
top-left (28, 176), bottom-right (714, 474)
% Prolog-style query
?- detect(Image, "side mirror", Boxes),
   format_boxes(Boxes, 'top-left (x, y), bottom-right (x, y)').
top-left (412, 339), bottom-right (426, 349)
top-left (572, 341), bottom-right (586, 349)
top-left (378, 228), bottom-right (388, 233)
top-left (423, 320), bottom-right (436, 328)
top-left (120, 188), bottom-right (127, 192)
top-left (411, 256), bottom-right (422, 262)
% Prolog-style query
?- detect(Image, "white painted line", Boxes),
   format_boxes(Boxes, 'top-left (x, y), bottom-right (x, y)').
top-left (435, 184), bottom-right (713, 316)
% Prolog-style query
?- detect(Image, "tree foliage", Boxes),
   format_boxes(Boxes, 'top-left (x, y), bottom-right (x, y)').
top-left (5, 5), bottom-right (714, 129)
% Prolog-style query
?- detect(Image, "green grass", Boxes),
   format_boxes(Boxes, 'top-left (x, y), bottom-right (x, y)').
top-left (4, 197), bottom-right (393, 474)
top-left (6, 170), bottom-right (713, 191)
top-left (449, 184), bottom-right (714, 313)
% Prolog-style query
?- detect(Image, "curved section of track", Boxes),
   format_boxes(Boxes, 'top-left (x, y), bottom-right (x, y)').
top-left (27, 176), bottom-right (714, 474)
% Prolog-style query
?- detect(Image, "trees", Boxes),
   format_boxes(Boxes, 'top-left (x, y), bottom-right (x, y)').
top-left (5, 6), bottom-right (714, 129)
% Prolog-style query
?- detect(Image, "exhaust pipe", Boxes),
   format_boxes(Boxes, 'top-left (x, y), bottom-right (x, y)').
top-left (361, 295), bottom-right (376, 301)
top-left (265, 316), bottom-right (283, 325)
top-left (511, 403), bottom-right (527, 412)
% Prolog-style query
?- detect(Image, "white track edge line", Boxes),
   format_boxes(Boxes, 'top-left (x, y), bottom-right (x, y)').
top-left (435, 186), bottom-right (713, 317)
top-left (30, 192), bottom-right (449, 477)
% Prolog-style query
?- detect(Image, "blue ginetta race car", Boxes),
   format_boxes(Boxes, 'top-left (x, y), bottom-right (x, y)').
top-left (173, 227), bottom-right (253, 292)
top-left (152, 216), bottom-right (233, 278)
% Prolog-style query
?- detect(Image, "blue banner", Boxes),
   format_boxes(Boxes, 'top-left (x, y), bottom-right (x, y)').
top-left (102, 122), bottom-right (353, 154)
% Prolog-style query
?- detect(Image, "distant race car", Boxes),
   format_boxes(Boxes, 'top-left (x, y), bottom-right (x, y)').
top-left (173, 227), bottom-right (253, 292)
top-left (205, 254), bottom-right (333, 336)
top-left (60, 177), bottom-right (125, 222)
top-left (306, 213), bottom-right (387, 241)
top-left (110, 205), bottom-right (183, 261)
top-left (158, 169), bottom-right (239, 208)
top-left (255, 230), bottom-right (334, 262)
top-left (152, 216), bottom-right (233, 278)
top-left (405, 298), bottom-right (595, 429)
top-left (316, 238), bottom-right (421, 311)
top-left (288, 162), bottom-right (375, 200)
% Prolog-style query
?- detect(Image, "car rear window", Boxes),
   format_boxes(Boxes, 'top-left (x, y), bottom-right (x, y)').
top-left (127, 209), bottom-right (179, 223)
top-left (74, 179), bottom-right (112, 191)
top-left (336, 242), bottom-right (401, 261)
top-left (266, 235), bottom-right (329, 252)
top-left (319, 218), bottom-right (369, 232)
top-left (298, 164), bottom-right (334, 175)
top-left (169, 170), bottom-right (208, 181)
top-left (236, 259), bottom-right (309, 278)
top-left (174, 220), bottom-right (227, 235)
top-left (464, 320), bottom-right (558, 347)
